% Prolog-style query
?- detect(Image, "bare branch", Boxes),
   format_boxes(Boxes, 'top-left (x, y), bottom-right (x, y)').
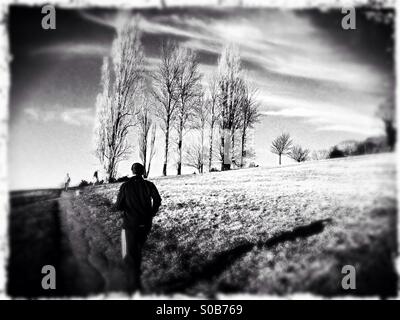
top-left (289, 145), bottom-right (310, 162)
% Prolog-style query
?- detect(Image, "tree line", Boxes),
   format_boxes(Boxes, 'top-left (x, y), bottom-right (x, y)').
top-left (270, 114), bottom-right (396, 165)
top-left (94, 21), bottom-right (260, 181)
top-left (93, 19), bottom-right (395, 180)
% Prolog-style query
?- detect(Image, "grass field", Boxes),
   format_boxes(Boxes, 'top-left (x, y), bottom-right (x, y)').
top-left (8, 153), bottom-right (398, 297)
top-left (77, 153), bottom-right (397, 297)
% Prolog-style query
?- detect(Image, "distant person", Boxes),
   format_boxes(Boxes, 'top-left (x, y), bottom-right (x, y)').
top-left (64, 173), bottom-right (71, 191)
top-left (93, 170), bottom-right (99, 184)
top-left (114, 163), bottom-right (161, 293)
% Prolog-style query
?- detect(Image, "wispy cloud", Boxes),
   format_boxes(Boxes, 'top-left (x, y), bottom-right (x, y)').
top-left (24, 106), bottom-right (93, 126)
top-left (180, 12), bottom-right (382, 91)
top-left (78, 9), bottom-right (387, 137)
top-left (79, 10), bottom-right (134, 30)
top-left (260, 97), bottom-right (383, 136)
top-left (31, 42), bottom-right (110, 57)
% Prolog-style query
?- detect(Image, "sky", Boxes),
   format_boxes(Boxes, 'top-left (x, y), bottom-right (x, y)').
top-left (8, 6), bottom-right (394, 190)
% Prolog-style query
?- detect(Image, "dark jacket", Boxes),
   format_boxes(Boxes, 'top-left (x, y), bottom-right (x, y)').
top-left (115, 176), bottom-right (161, 229)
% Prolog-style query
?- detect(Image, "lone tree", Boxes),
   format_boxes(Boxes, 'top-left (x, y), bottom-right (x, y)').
top-left (289, 145), bottom-right (310, 163)
top-left (94, 21), bottom-right (145, 181)
top-left (270, 133), bottom-right (293, 165)
top-left (152, 41), bottom-right (181, 176)
top-left (175, 47), bottom-right (202, 175)
top-left (377, 96), bottom-right (396, 151)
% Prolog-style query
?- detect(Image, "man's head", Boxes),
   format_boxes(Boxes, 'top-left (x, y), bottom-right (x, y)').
top-left (131, 163), bottom-right (145, 176)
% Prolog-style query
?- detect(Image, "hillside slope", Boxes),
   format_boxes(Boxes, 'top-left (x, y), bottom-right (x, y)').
top-left (60, 153), bottom-right (397, 297)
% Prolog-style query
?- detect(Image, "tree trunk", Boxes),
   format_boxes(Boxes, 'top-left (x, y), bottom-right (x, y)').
top-left (143, 147), bottom-right (147, 178)
top-left (221, 134), bottom-right (225, 171)
top-left (221, 132), bottom-right (231, 171)
top-left (163, 123), bottom-right (169, 176)
top-left (107, 157), bottom-right (116, 182)
top-left (240, 126), bottom-right (246, 168)
top-left (177, 118), bottom-right (183, 175)
top-left (177, 149), bottom-right (182, 175)
top-left (141, 136), bottom-right (147, 178)
top-left (162, 162), bottom-right (167, 176)
top-left (231, 129), bottom-right (235, 168)
top-left (279, 154), bottom-right (281, 165)
top-left (146, 162), bottom-right (151, 178)
top-left (146, 125), bottom-right (156, 178)
top-left (385, 121), bottom-right (396, 151)
top-left (209, 122), bottom-right (214, 172)
top-left (200, 125), bottom-right (204, 174)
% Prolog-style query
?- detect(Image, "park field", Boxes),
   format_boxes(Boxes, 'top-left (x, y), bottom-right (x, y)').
top-left (8, 153), bottom-right (397, 297)
top-left (76, 153), bottom-right (397, 297)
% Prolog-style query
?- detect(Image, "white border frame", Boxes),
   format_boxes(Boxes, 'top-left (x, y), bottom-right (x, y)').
top-left (0, 0), bottom-right (397, 300)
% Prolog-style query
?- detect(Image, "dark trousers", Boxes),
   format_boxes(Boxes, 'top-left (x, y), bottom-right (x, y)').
top-left (122, 225), bottom-right (149, 293)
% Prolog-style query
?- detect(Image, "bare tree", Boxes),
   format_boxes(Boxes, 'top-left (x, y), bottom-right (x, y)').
top-left (175, 48), bottom-right (202, 175)
top-left (217, 44), bottom-right (244, 171)
top-left (311, 150), bottom-right (329, 160)
top-left (207, 73), bottom-right (220, 172)
top-left (239, 83), bottom-right (260, 167)
top-left (94, 58), bottom-right (111, 177)
top-left (137, 88), bottom-right (157, 178)
top-left (338, 140), bottom-right (358, 156)
top-left (184, 143), bottom-right (204, 172)
top-left (377, 95), bottom-right (396, 151)
top-left (94, 21), bottom-right (145, 181)
top-left (192, 92), bottom-right (208, 173)
top-left (270, 133), bottom-right (293, 165)
top-left (289, 145), bottom-right (310, 163)
top-left (152, 41), bottom-right (181, 176)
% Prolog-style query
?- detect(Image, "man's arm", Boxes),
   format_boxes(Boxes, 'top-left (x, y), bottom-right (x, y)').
top-left (150, 183), bottom-right (161, 216)
top-left (113, 183), bottom-right (126, 212)
top-left (111, 184), bottom-right (126, 227)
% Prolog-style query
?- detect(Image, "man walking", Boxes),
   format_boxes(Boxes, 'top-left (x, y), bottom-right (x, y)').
top-left (93, 170), bottom-right (99, 184)
top-left (64, 173), bottom-right (71, 191)
top-left (114, 163), bottom-right (162, 293)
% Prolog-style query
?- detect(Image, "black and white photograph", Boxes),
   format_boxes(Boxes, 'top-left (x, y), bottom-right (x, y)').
top-left (2, 0), bottom-right (397, 300)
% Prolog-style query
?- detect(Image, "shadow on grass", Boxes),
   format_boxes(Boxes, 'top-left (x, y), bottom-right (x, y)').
top-left (329, 207), bottom-right (398, 298)
top-left (160, 219), bottom-right (332, 294)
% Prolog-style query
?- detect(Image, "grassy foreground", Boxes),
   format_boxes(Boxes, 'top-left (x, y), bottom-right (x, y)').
top-left (9, 153), bottom-right (396, 297)
top-left (75, 153), bottom-right (397, 297)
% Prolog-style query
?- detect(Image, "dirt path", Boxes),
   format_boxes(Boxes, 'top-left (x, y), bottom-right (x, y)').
top-left (57, 191), bottom-right (126, 296)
